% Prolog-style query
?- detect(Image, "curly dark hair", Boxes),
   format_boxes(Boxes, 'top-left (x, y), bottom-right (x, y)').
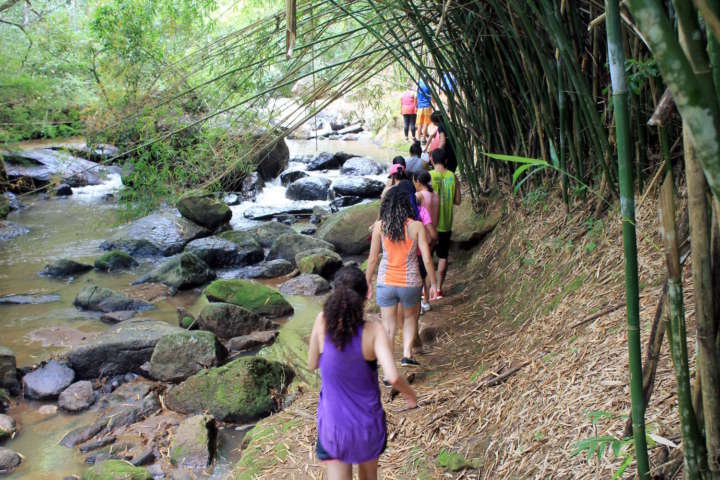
top-left (324, 266), bottom-right (367, 350)
top-left (380, 185), bottom-right (413, 242)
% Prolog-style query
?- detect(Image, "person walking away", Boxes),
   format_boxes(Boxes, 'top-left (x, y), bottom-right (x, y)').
top-left (416, 79), bottom-right (433, 144)
top-left (309, 266), bottom-right (417, 480)
top-left (381, 161), bottom-right (419, 219)
top-left (365, 188), bottom-right (438, 371)
top-left (425, 111), bottom-right (457, 172)
top-left (400, 86), bottom-right (417, 142)
top-left (413, 170), bottom-right (439, 312)
top-left (405, 141), bottom-right (426, 176)
top-left (429, 148), bottom-right (461, 298)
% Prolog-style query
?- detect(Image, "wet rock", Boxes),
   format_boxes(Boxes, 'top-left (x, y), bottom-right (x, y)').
top-left (204, 279), bottom-right (294, 318)
top-left (331, 177), bottom-right (384, 198)
top-left (177, 193), bottom-right (232, 230)
top-left (74, 285), bottom-right (153, 313)
top-left (55, 183), bottom-right (73, 196)
top-left (170, 414), bottom-right (216, 469)
top-left (82, 459), bottom-right (152, 480)
top-left (66, 318), bottom-right (183, 379)
top-left (220, 222), bottom-right (293, 249)
top-left (307, 152), bottom-right (340, 171)
top-left (101, 383), bottom-right (160, 431)
top-left (122, 283), bottom-right (170, 303)
top-left (176, 308), bottom-right (196, 330)
top-left (0, 196), bottom-right (9, 220)
top-left (3, 192), bottom-right (21, 212)
top-left (279, 274), bottom-right (330, 296)
top-left (330, 195), bottom-right (363, 210)
top-left (133, 253), bottom-right (215, 291)
top-left (3, 148), bottom-right (110, 192)
top-left (239, 172), bottom-right (265, 200)
top-left (300, 226), bottom-right (316, 235)
top-left (41, 259), bottom-right (93, 278)
top-left (0, 293), bottom-right (60, 305)
top-left (285, 176), bottom-right (331, 201)
top-left (0, 347), bottom-right (18, 393)
top-left (130, 447), bottom-right (155, 466)
top-left (165, 357), bottom-right (294, 422)
top-left (100, 211), bottom-right (210, 257)
top-left (227, 330), bottom-right (279, 352)
top-left (59, 380), bottom-right (95, 412)
top-left (100, 311), bottom-right (136, 324)
top-left (252, 136), bottom-right (289, 182)
top-left (185, 236), bottom-right (263, 268)
top-left (227, 259), bottom-right (294, 279)
top-left (0, 447), bottom-right (21, 474)
top-left (94, 251), bottom-right (138, 272)
top-left (79, 436), bottom-right (116, 453)
top-left (0, 222), bottom-right (29, 242)
top-left (279, 169), bottom-right (308, 186)
top-left (38, 404), bottom-right (58, 415)
top-left (0, 414), bottom-right (16, 440)
top-left (149, 331), bottom-right (223, 382)
top-left (223, 193), bottom-right (240, 206)
top-left (53, 143), bottom-right (119, 163)
top-left (317, 200), bottom-right (379, 254)
top-left (197, 302), bottom-right (272, 339)
top-left (23, 360), bottom-right (75, 400)
top-left (340, 156), bottom-right (384, 176)
top-left (0, 389), bottom-right (9, 413)
top-left (295, 248), bottom-right (343, 278)
top-left (242, 205), bottom-right (313, 221)
top-left (60, 418), bottom-right (108, 447)
top-left (266, 233), bottom-right (334, 265)
top-left (288, 154), bottom-right (314, 164)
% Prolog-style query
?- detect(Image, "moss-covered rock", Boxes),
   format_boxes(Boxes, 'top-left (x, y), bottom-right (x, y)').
top-left (94, 250), bottom-right (138, 272)
top-left (149, 331), bottom-right (224, 382)
top-left (317, 200), bottom-right (379, 254)
top-left (133, 252), bottom-right (215, 291)
top-left (266, 233), bottom-right (334, 265)
top-left (451, 199), bottom-right (503, 246)
top-left (197, 302), bottom-right (272, 338)
top-left (0, 347), bottom-right (18, 395)
top-left (165, 357), bottom-right (294, 422)
top-left (177, 193), bottom-right (232, 230)
top-left (0, 195), bottom-right (9, 220)
top-left (170, 414), bottom-right (216, 469)
top-left (204, 279), bottom-right (293, 318)
top-left (220, 222), bottom-right (294, 249)
top-left (41, 258), bottom-right (93, 278)
top-left (295, 248), bottom-right (343, 278)
top-left (82, 460), bottom-right (152, 480)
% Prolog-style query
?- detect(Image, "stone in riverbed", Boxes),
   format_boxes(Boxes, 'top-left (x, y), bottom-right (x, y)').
top-left (0, 447), bottom-right (21, 474)
top-left (266, 233), bottom-right (334, 265)
top-left (100, 311), bottom-right (136, 324)
top-left (330, 195), bottom-right (363, 210)
top-left (279, 169), bottom-right (308, 186)
top-left (132, 253), bottom-right (215, 291)
top-left (204, 279), bottom-right (294, 318)
top-left (197, 303), bottom-right (272, 339)
top-left (165, 357), bottom-right (294, 422)
top-left (177, 193), bottom-right (232, 231)
top-left (285, 176), bottom-right (331, 201)
top-left (170, 414), bottom-right (216, 469)
top-left (0, 196), bottom-right (9, 219)
top-left (331, 177), bottom-right (384, 199)
top-left (58, 380), bottom-right (96, 412)
top-left (0, 348), bottom-right (18, 395)
top-left (317, 200), bottom-right (379, 254)
top-left (22, 360), bottom-right (75, 400)
top-left (227, 259), bottom-right (294, 279)
top-left (227, 331), bottom-right (279, 352)
top-left (82, 459), bottom-right (152, 480)
top-left (41, 258), bottom-right (93, 278)
top-left (54, 183), bottom-right (73, 196)
top-left (279, 274), bottom-right (330, 296)
top-left (100, 211), bottom-right (210, 257)
top-left (94, 251), bottom-right (138, 272)
top-left (59, 418), bottom-right (108, 447)
top-left (185, 236), bottom-right (263, 268)
top-left (0, 414), bottom-right (16, 440)
top-left (149, 331), bottom-right (224, 382)
top-left (295, 248), bottom-right (343, 279)
top-left (220, 222), bottom-right (294, 249)
top-left (0, 222), bottom-right (29, 242)
top-left (340, 156), bottom-right (384, 176)
top-left (0, 293), bottom-right (61, 305)
top-left (66, 318), bottom-right (183, 379)
top-left (74, 285), bottom-right (153, 313)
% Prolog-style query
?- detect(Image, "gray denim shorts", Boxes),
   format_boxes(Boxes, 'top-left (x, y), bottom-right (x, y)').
top-left (376, 285), bottom-right (422, 308)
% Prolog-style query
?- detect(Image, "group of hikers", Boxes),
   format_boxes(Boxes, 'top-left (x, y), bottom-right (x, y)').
top-left (307, 80), bottom-right (461, 479)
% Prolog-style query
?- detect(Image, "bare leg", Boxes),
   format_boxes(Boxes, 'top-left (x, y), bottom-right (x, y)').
top-left (437, 258), bottom-right (448, 293)
top-left (358, 459), bottom-right (379, 480)
top-left (402, 303), bottom-right (421, 358)
top-left (327, 462), bottom-right (353, 480)
top-left (380, 306), bottom-right (399, 355)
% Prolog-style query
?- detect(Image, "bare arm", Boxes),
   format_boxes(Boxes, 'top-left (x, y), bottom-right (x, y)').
top-left (438, 131), bottom-right (447, 149)
top-left (373, 323), bottom-right (417, 408)
top-left (307, 313), bottom-right (324, 371)
top-left (414, 222), bottom-right (438, 299)
top-left (454, 175), bottom-right (462, 205)
top-left (426, 223), bottom-right (438, 245)
top-left (365, 222), bottom-right (382, 299)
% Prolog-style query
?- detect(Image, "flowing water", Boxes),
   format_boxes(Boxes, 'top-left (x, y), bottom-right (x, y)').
top-left (0, 137), bottom-right (395, 478)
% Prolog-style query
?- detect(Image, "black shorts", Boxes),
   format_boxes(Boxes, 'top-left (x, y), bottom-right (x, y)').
top-left (418, 256), bottom-right (427, 279)
top-left (436, 231), bottom-right (452, 259)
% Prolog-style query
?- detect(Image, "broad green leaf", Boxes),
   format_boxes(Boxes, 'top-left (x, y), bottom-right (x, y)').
top-left (611, 455), bottom-right (633, 480)
top-left (512, 163), bottom-right (537, 185)
top-left (549, 139), bottom-right (559, 169)
top-left (483, 152), bottom-right (549, 166)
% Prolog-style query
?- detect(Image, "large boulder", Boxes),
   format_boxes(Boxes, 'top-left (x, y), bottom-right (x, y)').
top-left (285, 176), bottom-right (331, 201)
top-left (227, 331), bottom-right (279, 352)
top-left (295, 248), bottom-right (343, 278)
top-left (66, 318), bottom-right (183, 379)
top-left (279, 169), bottom-right (308, 186)
top-left (197, 302), bottom-right (272, 339)
top-left (133, 253), bottom-right (215, 291)
top-left (451, 200), bottom-right (503, 246)
top-left (331, 177), bottom-right (384, 198)
top-left (279, 274), bottom-right (330, 296)
top-left (170, 414), bottom-right (217, 469)
top-left (100, 211), bottom-right (210, 257)
top-left (177, 193), bottom-right (232, 230)
top-left (228, 259), bottom-right (294, 279)
top-left (58, 380), bottom-right (96, 412)
top-left (187, 235), bottom-right (263, 267)
top-left (204, 279), bottom-right (294, 318)
top-left (22, 360), bottom-right (75, 400)
top-left (165, 357), bottom-right (294, 422)
top-left (307, 152), bottom-right (340, 171)
top-left (317, 200), bottom-right (378, 254)
top-left (94, 251), bottom-right (138, 272)
top-left (74, 285), bottom-right (154, 313)
top-left (252, 136), bottom-right (289, 181)
top-left (82, 460), bottom-right (152, 480)
top-left (340, 157), bottom-right (384, 176)
top-left (219, 222), bottom-right (294, 249)
top-left (266, 233), bottom-right (334, 265)
top-left (0, 447), bottom-right (21, 474)
top-left (41, 258), bottom-right (93, 278)
top-left (0, 348), bottom-right (19, 395)
top-left (149, 331), bottom-right (224, 382)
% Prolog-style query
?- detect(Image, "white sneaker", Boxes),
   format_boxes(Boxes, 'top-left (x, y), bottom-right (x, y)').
top-left (421, 300), bottom-right (431, 313)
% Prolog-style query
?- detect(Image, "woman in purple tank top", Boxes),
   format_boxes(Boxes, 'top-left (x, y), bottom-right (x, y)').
top-left (308, 266), bottom-right (417, 479)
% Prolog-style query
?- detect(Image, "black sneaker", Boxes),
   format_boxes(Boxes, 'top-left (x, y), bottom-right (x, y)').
top-left (401, 357), bottom-right (421, 367)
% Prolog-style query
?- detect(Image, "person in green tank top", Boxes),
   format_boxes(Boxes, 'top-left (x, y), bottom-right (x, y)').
top-left (429, 148), bottom-right (461, 297)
